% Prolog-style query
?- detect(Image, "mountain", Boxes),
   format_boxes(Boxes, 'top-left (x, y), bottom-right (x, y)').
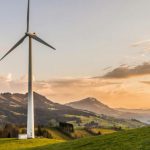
top-left (66, 97), bottom-right (150, 124)
top-left (0, 93), bottom-right (146, 128)
top-left (0, 92), bottom-right (96, 125)
top-left (116, 108), bottom-right (150, 124)
top-left (66, 97), bottom-right (119, 117)
top-left (116, 108), bottom-right (150, 114)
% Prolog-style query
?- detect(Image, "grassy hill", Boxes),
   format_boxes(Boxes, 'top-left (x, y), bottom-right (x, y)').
top-left (0, 127), bottom-right (150, 150)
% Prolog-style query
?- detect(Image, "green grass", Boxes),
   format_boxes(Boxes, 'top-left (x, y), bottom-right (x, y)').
top-left (0, 127), bottom-right (150, 150)
top-left (0, 138), bottom-right (63, 150)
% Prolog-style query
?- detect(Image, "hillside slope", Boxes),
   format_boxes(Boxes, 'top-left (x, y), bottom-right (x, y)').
top-left (0, 127), bottom-right (150, 150)
top-left (37, 127), bottom-right (150, 150)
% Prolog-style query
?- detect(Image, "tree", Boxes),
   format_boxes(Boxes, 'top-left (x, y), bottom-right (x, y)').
top-left (37, 125), bottom-right (42, 136)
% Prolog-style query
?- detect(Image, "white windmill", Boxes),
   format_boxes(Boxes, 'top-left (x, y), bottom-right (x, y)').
top-left (0, 0), bottom-right (56, 139)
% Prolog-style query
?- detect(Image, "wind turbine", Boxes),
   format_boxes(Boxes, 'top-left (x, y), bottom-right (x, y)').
top-left (0, 0), bottom-right (56, 139)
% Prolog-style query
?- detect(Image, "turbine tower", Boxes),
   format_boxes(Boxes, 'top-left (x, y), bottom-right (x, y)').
top-left (0, 0), bottom-right (56, 139)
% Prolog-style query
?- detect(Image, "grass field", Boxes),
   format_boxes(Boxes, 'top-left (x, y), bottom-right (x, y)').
top-left (0, 127), bottom-right (150, 150)
top-left (0, 138), bottom-right (63, 150)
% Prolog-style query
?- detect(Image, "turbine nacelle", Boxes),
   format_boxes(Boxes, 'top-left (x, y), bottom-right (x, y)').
top-left (26, 32), bottom-right (36, 36)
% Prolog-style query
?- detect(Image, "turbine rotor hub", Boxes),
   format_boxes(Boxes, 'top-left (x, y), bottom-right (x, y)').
top-left (26, 32), bottom-right (36, 37)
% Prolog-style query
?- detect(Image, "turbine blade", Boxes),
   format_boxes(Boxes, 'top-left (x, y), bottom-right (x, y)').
top-left (31, 34), bottom-right (56, 50)
top-left (27, 0), bottom-right (30, 32)
top-left (0, 35), bottom-right (27, 61)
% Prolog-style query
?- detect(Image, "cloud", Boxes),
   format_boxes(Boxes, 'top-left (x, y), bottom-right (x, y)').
top-left (141, 81), bottom-right (150, 85)
top-left (6, 73), bottom-right (12, 82)
top-left (132, 39), bottom-right (150, 47)
top-left (102, 66), bottom-right (112, 71)
top-left (102, 62), bottom-right (150, 78)
top-left (0, 73), bottom-right (150, 108)
top-left (0, 74), bottom-right (27, 93)
top-left (132, 39), bottom-right (150, 54)
top-left (0, 74), bottom-right (122, 102)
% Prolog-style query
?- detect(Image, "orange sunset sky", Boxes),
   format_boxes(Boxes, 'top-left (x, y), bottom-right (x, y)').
top-left (1, 62), bottom-right (150, 109)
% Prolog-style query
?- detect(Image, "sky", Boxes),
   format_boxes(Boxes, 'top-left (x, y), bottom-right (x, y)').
top-left (1, 0), bottom-right (150, 108)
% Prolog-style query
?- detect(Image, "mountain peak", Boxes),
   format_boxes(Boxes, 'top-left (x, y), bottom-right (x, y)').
top-left (86, 97), bottom-right (98, 102)
top-left (66, 97), bottom-right (119, 116)
top-left (81, 97), bottom-right (103, 104)
top-left (66, 97), bottom-right (104, 106)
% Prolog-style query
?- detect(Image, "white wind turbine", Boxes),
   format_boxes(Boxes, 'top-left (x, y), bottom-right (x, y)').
top-left (0, 0), bottom-right (56, 139)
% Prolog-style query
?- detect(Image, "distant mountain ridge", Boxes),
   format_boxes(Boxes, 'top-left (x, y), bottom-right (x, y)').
top-left (0, 93), bottom-right (146, 128)
top-left (116, 108), bottom-right (150, 114)
top-left (0, 92), bottom-right (95, 125)
top-left (66, 97), bottom-right (150, 124)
